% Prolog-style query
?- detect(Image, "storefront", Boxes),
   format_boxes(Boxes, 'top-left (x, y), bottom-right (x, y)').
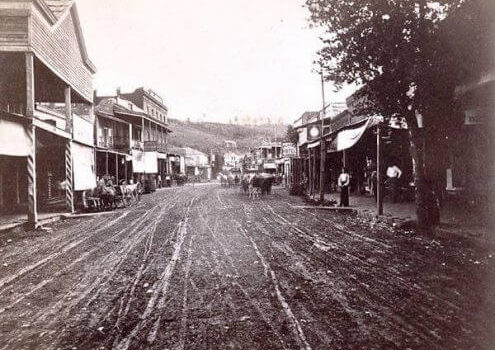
top-left (449, 80), bottom-right (494, 210)
top-left (95, 150), bottom-right (131, 184)
top-left (0, 118), bottom-right (30, 214)
top-left (325, 116), bottom-right (414, 201)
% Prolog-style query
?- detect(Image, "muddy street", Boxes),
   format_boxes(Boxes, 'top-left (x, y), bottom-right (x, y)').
top-left (0, 185), bottom-right (493, 350)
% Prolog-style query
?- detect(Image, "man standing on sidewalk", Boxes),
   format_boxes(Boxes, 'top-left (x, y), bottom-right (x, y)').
top-left (338, 167), bottom-right (351, 207)
top-left (386, 162), bottom-right (402, 203)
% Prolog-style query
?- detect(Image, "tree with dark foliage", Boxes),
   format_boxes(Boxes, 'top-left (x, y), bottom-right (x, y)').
top-left (306, 0), bottom-right (493, 232)
top-left (286, 124), bottom-right (299, 145)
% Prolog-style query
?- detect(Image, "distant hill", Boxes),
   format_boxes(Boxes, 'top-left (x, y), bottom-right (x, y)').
top-left (166, 119), bottom-right (287, 154)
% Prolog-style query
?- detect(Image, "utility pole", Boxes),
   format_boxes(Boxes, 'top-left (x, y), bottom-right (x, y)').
top-left (319, 71), bottom-right (327, 205)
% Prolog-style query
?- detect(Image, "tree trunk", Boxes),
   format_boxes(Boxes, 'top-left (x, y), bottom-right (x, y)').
top-left (407, 115), bottom-right (440, 234)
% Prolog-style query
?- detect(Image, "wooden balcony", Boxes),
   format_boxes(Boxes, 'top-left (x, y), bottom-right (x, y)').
top-left (98, 136), bottom-right (130, 151)
top-left (131, 139), bottom-right (144, 150)
top-left (0, 103), bottom-right (25, 115)
top-left (144, 140), bottom-right (167, 153)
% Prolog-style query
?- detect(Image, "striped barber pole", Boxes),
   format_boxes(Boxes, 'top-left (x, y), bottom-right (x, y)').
top-left (65, 141), bottom-right (75, 213)
top-left (27, 124), bottom-right (37, 225)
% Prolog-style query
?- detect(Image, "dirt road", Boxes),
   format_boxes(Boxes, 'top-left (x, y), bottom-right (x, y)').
top-left (0, 185), bottom-right (493, 349)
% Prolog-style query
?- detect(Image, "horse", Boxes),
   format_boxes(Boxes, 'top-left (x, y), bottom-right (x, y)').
top-left (241, 175), bottom-right (250, 193)
top-left (121, 183), bottom-right (141, 204)
top-left (248, 175), bottom-right (263, 199)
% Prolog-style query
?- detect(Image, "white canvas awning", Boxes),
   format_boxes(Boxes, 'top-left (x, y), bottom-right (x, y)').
top-left (132, 149), bottom-right (145, 173)
top-left (132, 150), bottom-right (158, 173)
top-left (328, 116), bottom-right (379, 153)
top-left (307, 141), bottom-right (320, 149)
top-left (0, 119), bottom-right (30, 157)
top-left (263, 163), bottom-right (277, 170)
top-left (72, 142), bottom-right (96, 190)
top-left (144, 152), bottom-right (158, 173)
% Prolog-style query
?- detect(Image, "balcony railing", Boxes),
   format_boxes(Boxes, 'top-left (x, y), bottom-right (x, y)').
top-left (98, 136), bottom-right (130, 150)
top-left (113, 137), bottom-right (130, 150)
top-left (144, 140), bottom-right (167, 153)
top-left (0, 103), bottom-right (25, 115)
top-left (97, 136), bottom-right (113, 149)
top-left (131, 139), bottom-right (144, 150)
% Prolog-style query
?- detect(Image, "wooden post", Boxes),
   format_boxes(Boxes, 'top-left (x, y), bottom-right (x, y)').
top-left (16, 166), bottom-right (20, 204)
top-left (319, 72), bottom-right (326, 204)
top-left (377, 125), bottom-right (383, 216)
top-left (308, 151), bottom-right (312, 197)
top-left (149, 120), bottom-right (152, 142)
top-left (25, 52), bottom-right (38, 226)
top-left (64, 86), bottom-right (72, 133)
top-left (65, 141), bottom-right (75, 213)
top-left (25, 53), bottom-right (35, 118)
top-left (141, 118), bottom-right (145, 142)
top-left (105, 152), bottom-right (109, 175)
top-left (115, 153), bottom-right (119, 184)
top-left (124, 157), bottom-right (128, 183)
top-left (64, 85), bottom-right (74, 213)
top-left (128, 123), bottom-right (132, 149)
top-left (27, 125), bottom-right (38, 225)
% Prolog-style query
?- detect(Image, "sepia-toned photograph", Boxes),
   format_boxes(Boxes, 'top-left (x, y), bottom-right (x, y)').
top-left (0, 0), bottom-right (493, 349)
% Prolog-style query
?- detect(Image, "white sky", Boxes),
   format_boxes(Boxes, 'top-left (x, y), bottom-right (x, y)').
top-left (77, 0), bottom-right (355, 123)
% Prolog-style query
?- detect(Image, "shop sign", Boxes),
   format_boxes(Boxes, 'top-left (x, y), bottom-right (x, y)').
top-left (73, 114), bottom-right (94, 146)
top-left (307, 124), bottom-right (321, 141)
top-left (282, 143), bottom-right (297, 158)
top-left (464, 109), bottom-right (486, 125)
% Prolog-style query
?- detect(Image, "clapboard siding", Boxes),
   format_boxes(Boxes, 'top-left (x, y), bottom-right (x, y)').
top-left (31, 9), bottom-right (92, 102)
top-left (0, 15), bottom-right (28, 47)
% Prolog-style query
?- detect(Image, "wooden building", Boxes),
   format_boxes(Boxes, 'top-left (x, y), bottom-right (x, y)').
top-left (115, 88), bottom-right (171, 186)
top-left (0, 0), bottom-right (96, 226)
top-left (95, 90), bottom-right (172, 187)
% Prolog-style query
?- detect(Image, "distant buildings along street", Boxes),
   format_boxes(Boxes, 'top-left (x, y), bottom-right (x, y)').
top-left (0, 0), bottom-right (185, 226)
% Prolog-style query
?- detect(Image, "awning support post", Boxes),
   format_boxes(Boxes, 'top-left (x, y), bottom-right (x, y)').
top-left (26, 52), bottom-right (38, 227)
top-left (319, 71), bottom-right (327, 205)
top-left (377, 124), bottom-right (383, 216)
top-left (115, 153), bottom-right (119, 184)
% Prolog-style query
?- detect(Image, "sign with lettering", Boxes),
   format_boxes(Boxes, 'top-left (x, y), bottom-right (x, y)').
top-left (464, 109), bottom-right (487, 125)
top-left (282, 143), bottom-right (297, 158)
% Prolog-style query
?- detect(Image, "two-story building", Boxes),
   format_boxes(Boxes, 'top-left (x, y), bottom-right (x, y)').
top-left (254, 142), bottom-right (283, 173)
top-left (95, 89), bottom-right (172, 189)
top-left (94, 96), bottom-right (136, 184)
top-left (222, 152), bottom-right (244, 172)
top-left (118, 87), bottom-right (171, 185)
top-left (182, 147), bottom-right (211, 181)
top-left (0, 0), bottom-right (96, 226)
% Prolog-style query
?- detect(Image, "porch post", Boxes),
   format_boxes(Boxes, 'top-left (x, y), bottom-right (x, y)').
top-left (377, 125), bottom-right (383, 215)
top-left (142, 118), bottom-right (145, 141)
top-left (64, 86), bottom-right (74, 213)
top-left (65, 140), bottom-right (75, 213)
top-left (65, 86), bottom-right (72, 133)
top-left (105, 152), bottom-right (109, 175)
top-left (128, 123), bottom-right (132, 148)
top-left (26, 125), bottom-right (38, 225)
top-left (25, 52), bottom-right (38, 226)
top-left (115, 154), bottom-right (119, 184)
top-left (124, 156), bottom-right (128, 183)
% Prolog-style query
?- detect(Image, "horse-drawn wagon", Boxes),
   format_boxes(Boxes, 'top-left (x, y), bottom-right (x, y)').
top-left (82, 180), bottom-right (141, 211)
top-left (241, 172), bottom-right (275, 199)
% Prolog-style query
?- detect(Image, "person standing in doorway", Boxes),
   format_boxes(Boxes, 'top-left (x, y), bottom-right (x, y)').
top-left (386, 162), bottom-right (402, 203)
top-left (338, 167), bottom-right (351, 207)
